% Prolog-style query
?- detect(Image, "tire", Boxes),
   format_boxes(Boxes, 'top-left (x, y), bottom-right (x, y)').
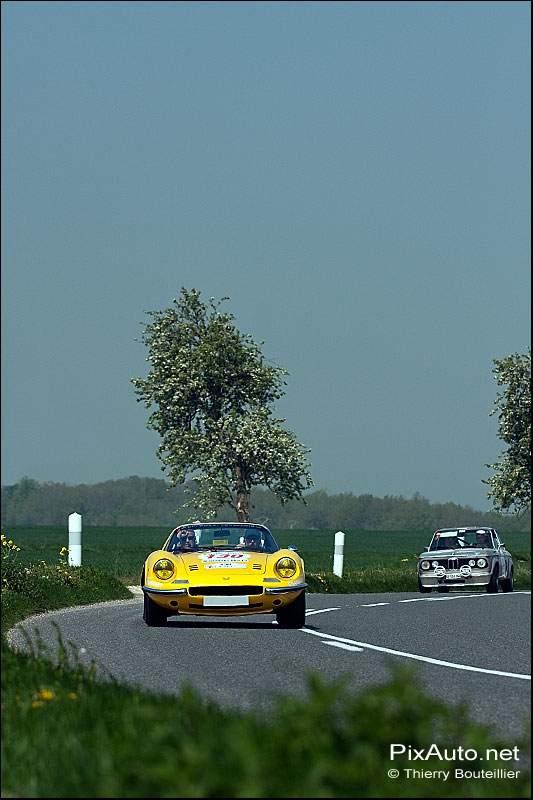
top-left (500, 566), bottom-right (514, 593)
top-left (143, 592), bottom-right (168, 626)
top-left (437, 586), bottom-right (450, 593)
top-left (418, 578), bottom-right (431, 594)
top-left (276, 591), bottom-right (306, 629)
top-left (486, 565), bottom-right (499, 594)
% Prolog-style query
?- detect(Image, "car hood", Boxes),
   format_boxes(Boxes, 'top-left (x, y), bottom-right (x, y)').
top-left (178, 549), bottom-right (269, 575)
top-left (418, 549), bottom-right (492, 559)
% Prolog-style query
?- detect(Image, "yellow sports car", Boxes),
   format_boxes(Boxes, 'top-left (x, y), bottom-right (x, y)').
top-left (141, 522), bottom-right (307, 628)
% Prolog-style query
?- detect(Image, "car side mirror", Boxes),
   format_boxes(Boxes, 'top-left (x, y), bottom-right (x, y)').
top-left (287, 545), bottom-right (299, 552)
top-left (500, 542), bottom-right (505, 548)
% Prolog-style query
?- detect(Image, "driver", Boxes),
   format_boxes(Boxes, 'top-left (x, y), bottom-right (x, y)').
top-left (175, 528), bottom-right (198, 551)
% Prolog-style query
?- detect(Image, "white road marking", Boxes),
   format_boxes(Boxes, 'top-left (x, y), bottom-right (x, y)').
top-left (305, 607), bottom-right (341, 616)
top-left (399, 591), bottom-right (531, 603)
top-left (323, 642), bottom-right (364, 652)
top-left (301, 628), bottom-right (531, 680)
top-left (361, 602), bottom-right (389, 607)
top-left (399, 595), bottom-right (485, 603)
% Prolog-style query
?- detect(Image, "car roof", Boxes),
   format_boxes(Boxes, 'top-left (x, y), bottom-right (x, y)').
top-left (177, 522), bottom-right (268, 527)
top-left (434, 527), bottom-right (493, 533)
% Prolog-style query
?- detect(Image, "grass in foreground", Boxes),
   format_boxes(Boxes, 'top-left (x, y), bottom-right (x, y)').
top-left (1, 639), bottom-right (530, 798)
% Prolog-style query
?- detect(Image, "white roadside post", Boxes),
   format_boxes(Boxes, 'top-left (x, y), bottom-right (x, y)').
top-left (68, 512), bottom-right (82, 566)
top-left (333, 530), bottom-right (345, 578)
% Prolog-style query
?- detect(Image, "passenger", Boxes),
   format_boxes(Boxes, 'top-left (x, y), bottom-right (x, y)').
top-left (236, 531), bottom-right (262, 550)
top-left (438, 536), bottom-right (456, 550)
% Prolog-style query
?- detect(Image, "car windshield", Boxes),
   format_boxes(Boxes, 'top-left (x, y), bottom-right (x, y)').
top-left (429, 529), bottom-right (494, 551)
top-left (164, 524), bottom-right (279, 555)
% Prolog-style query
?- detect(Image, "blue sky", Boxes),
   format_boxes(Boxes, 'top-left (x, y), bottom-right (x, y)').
top-left (1, 1), bottom-right (530, 511)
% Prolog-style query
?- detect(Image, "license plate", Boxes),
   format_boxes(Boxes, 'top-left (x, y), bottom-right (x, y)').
top-left (445, 573), bottom-right (462, 580)
top-left (203, 596), bottom-right (249, 607)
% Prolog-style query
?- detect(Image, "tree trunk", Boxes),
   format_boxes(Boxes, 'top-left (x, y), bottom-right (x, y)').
top-left (236, 490), bottom-right (250, 522)
top-left (235, 468), bottom-right (250, 522)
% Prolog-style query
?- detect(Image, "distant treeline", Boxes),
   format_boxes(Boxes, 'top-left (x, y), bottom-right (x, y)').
top-left (1, 476), bottom-right (530, 532)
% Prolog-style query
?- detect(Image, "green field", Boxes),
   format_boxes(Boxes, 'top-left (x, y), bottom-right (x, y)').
top-left (3, 526), bottom-right (530, 591)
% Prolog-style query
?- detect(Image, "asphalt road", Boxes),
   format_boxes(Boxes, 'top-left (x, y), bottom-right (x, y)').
top-left (8, 590), bottom-right (531, 745)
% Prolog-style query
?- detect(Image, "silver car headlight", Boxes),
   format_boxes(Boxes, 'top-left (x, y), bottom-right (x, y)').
top-left (468, 560), bottom-right (476, 566)
top-left (420, 561), bottom-right (430, 570)
top-left (476, 558), bottom-right (487, 568)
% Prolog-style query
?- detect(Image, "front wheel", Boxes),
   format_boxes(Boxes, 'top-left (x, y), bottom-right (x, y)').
top-left (486, 565), bottom-right (499, 594)
top-left (143, 592), bottom-right (168, 626)
top-left (500, 566), bottom-right (514, 593)
top-left (276, 591), bottom-right (306, 629)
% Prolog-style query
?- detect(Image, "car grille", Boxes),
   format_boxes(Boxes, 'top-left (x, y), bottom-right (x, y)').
top-left (188, 586), bottom-right (263, 596)
top-left (431, 558), bottom-right (485, 569)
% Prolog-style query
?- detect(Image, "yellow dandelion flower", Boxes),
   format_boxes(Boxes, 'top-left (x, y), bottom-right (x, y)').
top-left (31, 701), bottom-right (43, 708)
top-left (401, 558), bottom-right (409, 562)
top-left (37, 689), bottom-right (54, 700)
top-left (68, 693), bottom-right (78, 700)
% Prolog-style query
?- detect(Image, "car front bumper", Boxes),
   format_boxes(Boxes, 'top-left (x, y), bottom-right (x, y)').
top-left (418, 572), bottom-right (491, 589)
top-left (142, 582), bottom-right (307, 615)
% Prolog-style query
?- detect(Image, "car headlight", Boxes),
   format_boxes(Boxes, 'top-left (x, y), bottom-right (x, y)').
top-left (276, 557), bottom-right (297, 578)
top-left (431, 561), bottom-right (439, 568)
top-left (153, 558), bottom-right (175, 580)
top-left (420, 561), bottom-right (430, 570)
top-left (468, 560), bottom-right (476, 566)
top-left (476, 558), bottom-right (487, 568)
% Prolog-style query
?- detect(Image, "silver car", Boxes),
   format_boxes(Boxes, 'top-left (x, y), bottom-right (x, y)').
top-left (417, 527), bottom-right (515, 594)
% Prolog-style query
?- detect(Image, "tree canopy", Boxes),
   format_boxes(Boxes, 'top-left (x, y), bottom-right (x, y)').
top-left (131, 288), bottom-right (313, 521)
top-left (484, 348), bottom-right (531, 516)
